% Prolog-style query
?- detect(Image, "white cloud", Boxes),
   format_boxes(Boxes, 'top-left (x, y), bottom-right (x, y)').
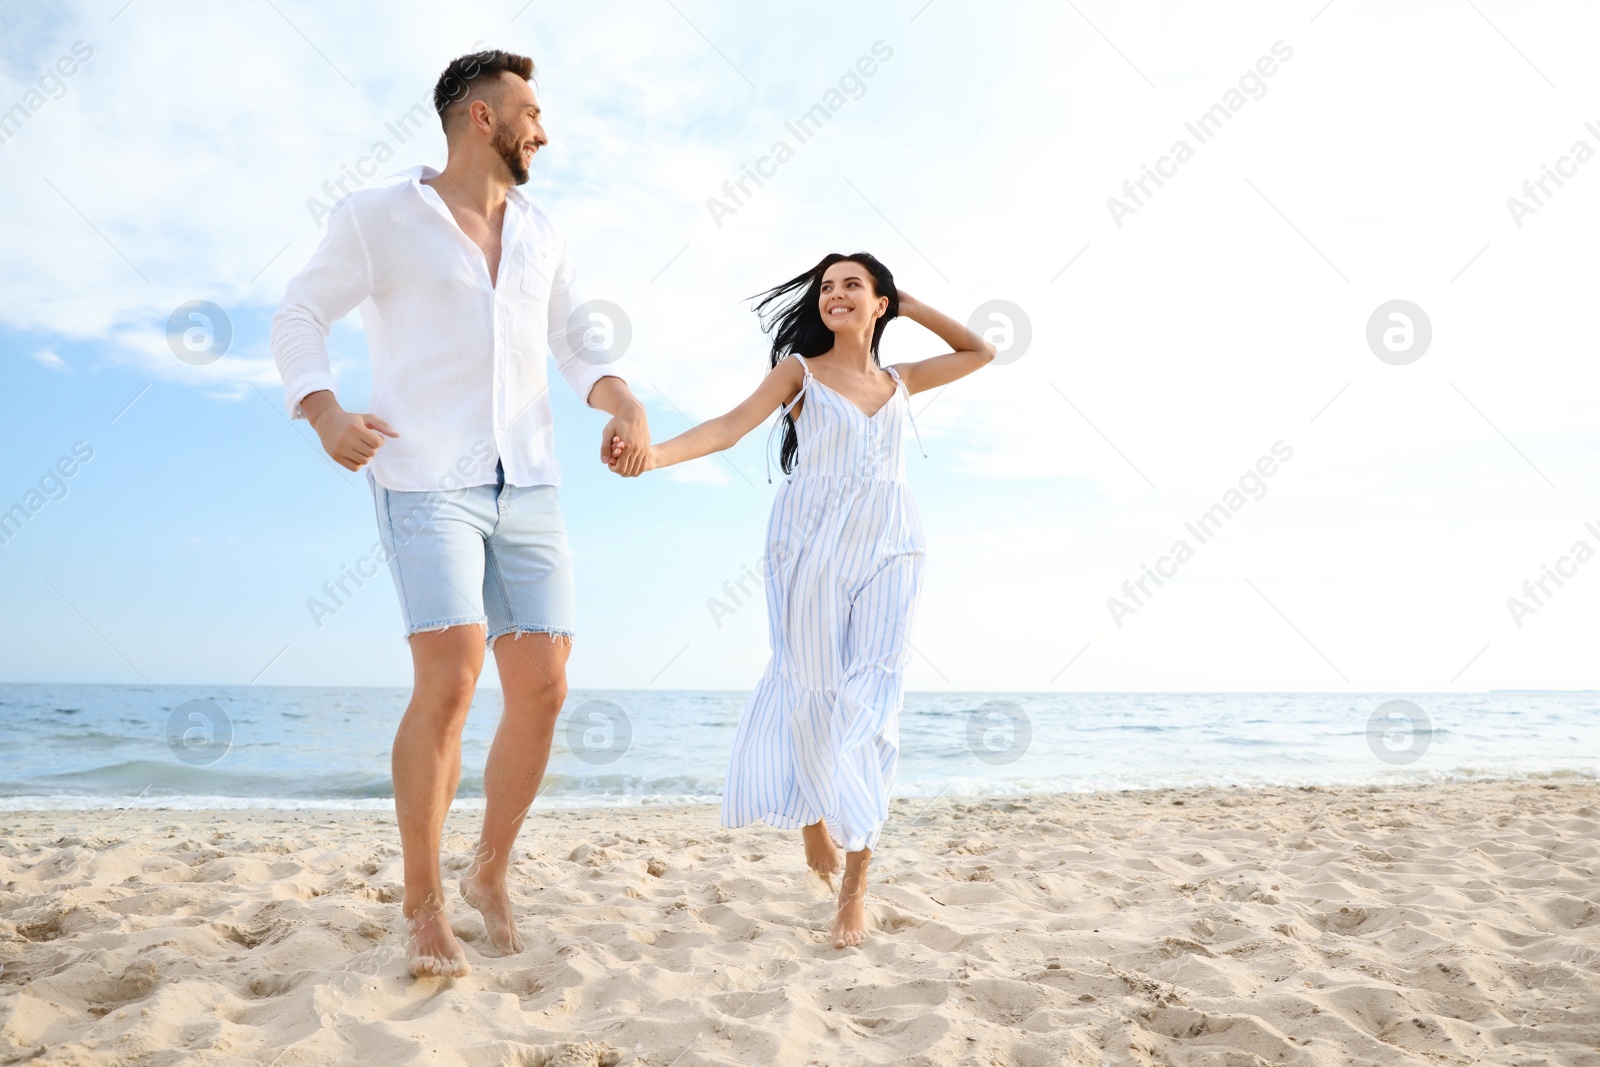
top-left (27, 347), bottom-right (69, 371)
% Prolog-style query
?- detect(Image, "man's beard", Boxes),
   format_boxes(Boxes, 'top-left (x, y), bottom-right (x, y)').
top-left (491, 118), bottom-right (530, 185)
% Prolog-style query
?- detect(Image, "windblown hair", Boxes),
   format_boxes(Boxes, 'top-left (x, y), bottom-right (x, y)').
top-left (433, 50), bottom-right (535, 132)
top-left (751, 252), bottom-right (897, 476)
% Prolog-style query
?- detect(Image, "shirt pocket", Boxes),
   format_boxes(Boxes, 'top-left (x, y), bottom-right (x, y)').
top-left (520, 245), bottom-right (556, 298)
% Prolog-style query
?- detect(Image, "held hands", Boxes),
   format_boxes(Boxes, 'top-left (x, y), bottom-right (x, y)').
top-left (606, 434), bottom-right (656, 475)
top-left (599, 408), bottom-right (652, 477)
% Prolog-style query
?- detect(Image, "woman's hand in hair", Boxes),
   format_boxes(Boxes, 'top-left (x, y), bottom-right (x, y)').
top-left (889, 293), bottom-right (997, 394)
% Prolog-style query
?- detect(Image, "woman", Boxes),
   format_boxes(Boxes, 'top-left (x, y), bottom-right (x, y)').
top-left (609, 252), bottom-right (994, 947)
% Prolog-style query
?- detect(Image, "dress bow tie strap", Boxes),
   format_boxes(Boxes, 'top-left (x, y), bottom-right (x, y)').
top-left (886, 366), bottom-right (928, 460)
top-left (766, 356), bottom-right (812, 484)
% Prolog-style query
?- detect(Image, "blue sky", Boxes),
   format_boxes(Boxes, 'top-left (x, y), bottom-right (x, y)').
top-left (3, 0), bottom-right (1599, 692)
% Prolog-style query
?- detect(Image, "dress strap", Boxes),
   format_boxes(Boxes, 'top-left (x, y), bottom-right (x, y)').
top-left (885, 366), bottom-right (927, 459)
top-left (766, 355), bottom-right (811, 484)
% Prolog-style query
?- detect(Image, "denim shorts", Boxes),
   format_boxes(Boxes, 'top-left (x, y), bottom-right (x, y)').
top-left (366, 464), bottom-right (576, 645)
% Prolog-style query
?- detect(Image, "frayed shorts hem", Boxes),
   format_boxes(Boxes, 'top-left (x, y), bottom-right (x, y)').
top-left (400, 619), bottom-right (575, 648)
top-left (488, 624), bottom-right (576, 647)
top-left (402, 616), bottom-right (486, 641)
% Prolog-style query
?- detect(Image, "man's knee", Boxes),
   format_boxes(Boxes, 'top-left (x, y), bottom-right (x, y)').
top-left (522, 669), bottom-right (568, 711)
top-left (410, 625), bottom-right (486, 713)
top-left (493, 630), bottom-right (571, 674)
top-left (494, 630), bottom-right (570, 710)
top-left (434, 670), bottom-right (481, 712)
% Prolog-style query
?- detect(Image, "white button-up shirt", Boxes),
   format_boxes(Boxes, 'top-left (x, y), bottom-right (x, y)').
top-left (270, 164), bottom-right (621, 491)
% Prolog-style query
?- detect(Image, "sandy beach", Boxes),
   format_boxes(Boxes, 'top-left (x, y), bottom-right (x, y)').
top-left (2, 779), bottom-right (1596, 1066)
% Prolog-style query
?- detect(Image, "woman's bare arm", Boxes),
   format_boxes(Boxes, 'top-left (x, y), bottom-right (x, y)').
top-left (888, 292), bottom-right (997, 394)
top-left (611, 356), bottom-right (805, 472)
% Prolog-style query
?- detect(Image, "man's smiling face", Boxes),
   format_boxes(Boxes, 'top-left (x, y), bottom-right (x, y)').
top-left (486, 71), bottom-right (547, 185)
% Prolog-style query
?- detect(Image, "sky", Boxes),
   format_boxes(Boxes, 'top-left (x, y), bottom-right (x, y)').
top-left (2, 0), bottom-right (1598, 693)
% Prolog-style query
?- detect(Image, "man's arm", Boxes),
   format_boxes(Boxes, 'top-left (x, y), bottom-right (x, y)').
top-left (270, 196), bottom-right (396, 471)
top-left (543, 238), bottom-right (652, 476)
top-left (269, 196), bottom-right (372, 421)
top-left (589, 375), bottom-right (651, 478)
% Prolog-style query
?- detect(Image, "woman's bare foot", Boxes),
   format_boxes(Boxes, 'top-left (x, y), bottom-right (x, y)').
top-left (831, 847), bottom-right (872, 949)
top-left (404, 894), bottom-right (470, 978)
top-left (459, 870), bottom-right (525, 955)
top-left (802, 820), bottom-right (841, 883)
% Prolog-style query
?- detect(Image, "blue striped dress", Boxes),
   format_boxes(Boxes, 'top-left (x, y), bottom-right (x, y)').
top-left (720, 353), bottom-right (928, 853)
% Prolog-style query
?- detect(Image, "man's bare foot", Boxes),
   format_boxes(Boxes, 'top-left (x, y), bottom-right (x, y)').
top-left (460, 871), bottom-right (525, 955)
top-left (404, 897), bottom-right (470, 978)
top-left (831, 847), bottom-right (872, 949)
top-left (802, 820), bottom-right (840, 882)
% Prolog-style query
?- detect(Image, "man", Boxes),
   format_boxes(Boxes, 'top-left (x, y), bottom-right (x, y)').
top-left (270, 49), bottom-right (650, 978)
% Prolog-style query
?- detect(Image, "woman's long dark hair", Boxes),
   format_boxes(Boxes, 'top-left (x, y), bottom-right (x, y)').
top-left (751, 251), bottom-right (898, 476)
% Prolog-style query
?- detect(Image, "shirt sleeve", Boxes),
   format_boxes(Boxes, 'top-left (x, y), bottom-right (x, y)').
top-left (268, 195), bottom-right (374, 420)
top-left (545, 237), bottom-right (626, 407)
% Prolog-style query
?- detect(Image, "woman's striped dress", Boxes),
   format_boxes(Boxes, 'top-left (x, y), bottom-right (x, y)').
top-left (720, 353), bottom-right (927, 853)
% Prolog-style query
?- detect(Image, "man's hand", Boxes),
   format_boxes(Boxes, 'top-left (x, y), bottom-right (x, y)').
top-left (588, 377), bottom-right (651, 478)
top-left (600, 407), bottom-right (651, 477)
top-left (302, 390), bottom-right (398, 471)
top-left (606, 433), bottom-right (656, 474)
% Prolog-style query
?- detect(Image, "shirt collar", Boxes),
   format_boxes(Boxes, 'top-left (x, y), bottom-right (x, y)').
top-left (388, 164), bottom-right (530, 208)
top-left (389, 164), bottom-right (438, 185)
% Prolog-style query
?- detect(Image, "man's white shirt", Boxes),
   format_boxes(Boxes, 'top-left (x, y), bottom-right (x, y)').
top-left (270, 164), bottom-right (621, 491)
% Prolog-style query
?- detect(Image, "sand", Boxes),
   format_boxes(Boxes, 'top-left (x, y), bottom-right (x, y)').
top-left (2, 779), bottom-right (1597, 1066)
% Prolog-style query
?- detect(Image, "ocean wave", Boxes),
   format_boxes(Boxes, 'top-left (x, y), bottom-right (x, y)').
top-left (2, 765), bottom-right (1592, 811)
top-left (3, 685), bottom-right (1596, 810)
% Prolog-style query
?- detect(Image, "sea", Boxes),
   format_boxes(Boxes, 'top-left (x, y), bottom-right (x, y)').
top-left (1, 684), bottom-right (1596, 811)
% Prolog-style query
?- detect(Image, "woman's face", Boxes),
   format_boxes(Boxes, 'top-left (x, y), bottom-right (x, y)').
top-left (817, 261), bottom-right (887, 336)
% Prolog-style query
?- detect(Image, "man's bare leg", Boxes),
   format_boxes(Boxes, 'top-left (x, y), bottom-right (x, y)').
top-left (459, 629), bottom-right (571, 954)
top-left (832, 846), bottom-right (872, 949)
top-left (393, 624), bottom-right (485, 978)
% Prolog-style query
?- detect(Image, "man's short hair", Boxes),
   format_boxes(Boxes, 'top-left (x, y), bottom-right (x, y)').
top-left (433, 50), bottom-right (535, 133)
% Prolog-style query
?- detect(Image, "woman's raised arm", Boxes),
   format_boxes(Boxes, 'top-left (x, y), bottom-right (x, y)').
top-left (888, 292), bottom-right (997, 394)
